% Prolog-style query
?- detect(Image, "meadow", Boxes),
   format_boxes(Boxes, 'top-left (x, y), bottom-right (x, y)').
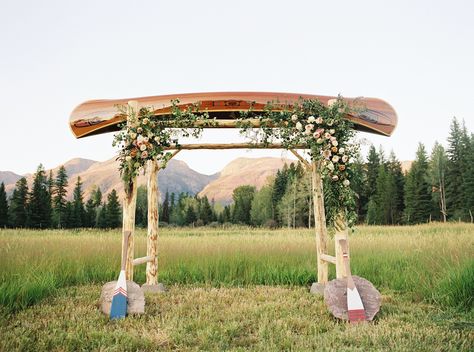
top-left (0, 224), bottom-right (473, 351)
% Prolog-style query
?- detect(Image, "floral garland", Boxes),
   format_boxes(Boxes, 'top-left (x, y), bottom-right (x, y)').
top-left (113, 97), bottom-right (358, 227)
top-left (112, 100), bottom-right (215, 190)
top-left (238, 97), bottom-right (358, 227)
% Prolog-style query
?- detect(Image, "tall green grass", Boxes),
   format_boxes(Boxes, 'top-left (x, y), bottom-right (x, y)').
top-left (1, 224), bottom-right (473, 313)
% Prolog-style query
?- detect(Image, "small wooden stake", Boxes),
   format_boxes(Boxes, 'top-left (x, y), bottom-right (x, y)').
top-left (334, 211), bottom-right (349, 279)
top-left (312, 160), bottom-right (328, 284)
top-left (146, 159), bottom-right (159, 285)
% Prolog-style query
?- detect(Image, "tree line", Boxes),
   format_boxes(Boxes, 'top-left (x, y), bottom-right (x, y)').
top-left (0, 117), bottom-right (472, 229)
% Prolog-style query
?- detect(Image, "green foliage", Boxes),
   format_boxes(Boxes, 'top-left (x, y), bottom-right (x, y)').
top-left (250, 185), bottom-right (273, 226)
top-left (0, 183), bottom-right (8, 227)
top-left (161, 191), bottom-right (170, 223)
top-left (70, 177), bottom-right (84, 227)
top-left (232, 185), bottom-right (256, 224)
top-left (28, 164), bottom-right (51, 228)
top-left (106, 189), bottom-right (121, 228)
top-left (135, 185), bottom-right (148, 227)
top-left (429, 141), bottom-right (448, 221)
top-left (404, 144), bottom-right (432, 224)
top-left (112, 101), bottom-right (215, 188)
top-left (52, 165), bottom-right (68, 228)
top-left (9, 177), bottom-right (28, 228)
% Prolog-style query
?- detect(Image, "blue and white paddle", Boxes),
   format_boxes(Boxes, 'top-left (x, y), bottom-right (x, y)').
top-left (110, 231), bottom-right (130, 320)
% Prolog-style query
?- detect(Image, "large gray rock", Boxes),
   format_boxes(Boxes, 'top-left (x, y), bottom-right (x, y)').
top-left (99, 280), bottom-right (145, 316)
top-left (324, 275), bottom-right (381, 321)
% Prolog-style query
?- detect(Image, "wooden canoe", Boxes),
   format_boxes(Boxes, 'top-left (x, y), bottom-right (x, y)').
top-left (69, 92), bottom-right (397, 138)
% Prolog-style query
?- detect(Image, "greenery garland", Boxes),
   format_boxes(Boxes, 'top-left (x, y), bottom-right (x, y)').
top-left (238, 97), bottom-right (358, 227)
top-left (113, 97), bottom-right (358, 227)
top-left (112, 100), bottom-right (216, 189)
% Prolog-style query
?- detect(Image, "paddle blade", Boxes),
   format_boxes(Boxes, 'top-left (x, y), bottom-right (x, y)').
top-left (347, 286), bottom-right (366, 323)
top-left (110, 270), bottom-right (127, 320)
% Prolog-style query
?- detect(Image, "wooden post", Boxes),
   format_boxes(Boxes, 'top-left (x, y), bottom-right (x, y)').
top-left (146, 159), bottom-right (159, 285)
top-left (334, 211), bottom-right (349, 278)
top-left (312, 160), bottom-right (328, 284)
top-left (122, 100), bottom-right (139, 281)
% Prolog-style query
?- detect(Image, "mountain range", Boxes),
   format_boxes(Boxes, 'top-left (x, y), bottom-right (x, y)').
top-left (0, 157), bottom-right (293, 204)
top-left (0, 157), bottom-right (414, 204)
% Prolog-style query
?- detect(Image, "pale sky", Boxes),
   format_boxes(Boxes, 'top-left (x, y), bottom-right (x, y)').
top-left (1, 0), bottom-right (473, 175)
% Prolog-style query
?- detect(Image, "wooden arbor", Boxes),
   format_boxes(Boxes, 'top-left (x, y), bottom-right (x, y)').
top-left (69, 92), bottom-right (397, 289)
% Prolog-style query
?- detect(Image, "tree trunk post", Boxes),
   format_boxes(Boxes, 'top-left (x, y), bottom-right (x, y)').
top-left (312, 160), bottom-right (328, 285)
top-left (122, 100), bottom-right (139, 281)
top-left (146, 159), bottom-right (159, 285)
top-left (334, 211), bottom-right (349, 278)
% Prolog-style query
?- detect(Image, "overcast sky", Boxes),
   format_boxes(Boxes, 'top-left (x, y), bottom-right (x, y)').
top-left (1, 0), bottom-right (473, 175)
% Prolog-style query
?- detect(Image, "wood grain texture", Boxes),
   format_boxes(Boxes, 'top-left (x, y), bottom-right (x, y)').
top-left (69, 92), bottom-right (397, 138)
top-left (146, 160), bottom-right (159, 286)
top-left (324, 276), bottom-right (381, 321)
top-left (334, 212), bottom-right (349, 279)
top-left (312, 161), bottom-right (328, 284)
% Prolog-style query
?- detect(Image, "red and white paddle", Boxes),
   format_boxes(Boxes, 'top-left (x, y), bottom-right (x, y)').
top-left (110, 231), bottom-right (130, 320)
top-left (339, 239), bottom-right (366, 323)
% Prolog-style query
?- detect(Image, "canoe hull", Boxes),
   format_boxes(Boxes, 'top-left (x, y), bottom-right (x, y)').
top-left (69, 92), bottom-right (397, 138)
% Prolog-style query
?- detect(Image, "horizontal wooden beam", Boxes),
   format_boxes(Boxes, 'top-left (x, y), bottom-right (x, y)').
top-left (132, 255), bottom-right (155, 266)
top-left (163, 143), bottom-right (308, 150)
top-left (320, 254), bottom-right (336, 264)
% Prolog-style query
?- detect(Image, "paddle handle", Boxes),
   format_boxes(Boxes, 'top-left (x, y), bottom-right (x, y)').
top-left (339, 239), bottom-right (355, 289)
top-left (121, 231), bottom-right (130, 271)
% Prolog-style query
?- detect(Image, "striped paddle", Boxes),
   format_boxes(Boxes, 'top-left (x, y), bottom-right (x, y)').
top-left (110, 231), bottom-right (130, 320)
top-left (339, 239), bottom-right (367, 323)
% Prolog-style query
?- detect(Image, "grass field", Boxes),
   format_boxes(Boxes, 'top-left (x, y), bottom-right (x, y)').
top-left (1, 224), bottom-right (473, 351)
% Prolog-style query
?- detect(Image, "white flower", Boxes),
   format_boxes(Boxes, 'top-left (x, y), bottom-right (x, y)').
top-left (296, 122), bottom-right (303, 131)
top-left (141, 151), bottom-right (148, 158)
top-left (349, 157), bottom-right (355, 163)
top-left (125, 155), bottom-right (132, 162)
top-left (332, 140), bottom-right (338, 147)
top-left (317, 138), bottom-right (324, 144)
top-left (291, 114), bottom-right (298, 122)
top-left (329, 129), bottom-right (335, 135)
top-left (342, 155), bottom-right (349, 163)
top-left (339, 147), bottom-right (345, 154)
top-left (305, 123), bottom-right (314, 131)
top-left (307, 115), bottom-right (315, 123)
top-left (140, 144), bottom-right (147, 151)
top-left (137, 127), bottom-right (143, 133)
top-left (143, 118), bottom-right (149, 125)
top-left (343, 179), bottom-right (350, 187)
top-left (315, 117), bottom-right (323, 124)
top-left (324, 132), bottom-right (331, 139)
top-left (332, 175), bottom-right (339, 181)
top-left (154, 136), bottom-right (160, 143)
top-left (137, 135), bottom-right (145, 143)
top-left (332, 155), bottom-right (340, 163)
top-left (327, 162), bottom-right (335, 171)
top-left (130, 132), bottom-right (137, 140)
top-left (330, 136), bottom-right (337, 142)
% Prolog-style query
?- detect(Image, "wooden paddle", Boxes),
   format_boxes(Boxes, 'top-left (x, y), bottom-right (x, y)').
top-left (110, 231), bottom-right (130, 320)
top-left (339, 239), bottom-right (367, 323)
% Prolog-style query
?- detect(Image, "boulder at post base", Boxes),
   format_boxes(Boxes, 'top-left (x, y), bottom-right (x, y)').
top-left (100, 280), bottom-right (145, 316)
top-left (323, 275), bottom-right (381, 321)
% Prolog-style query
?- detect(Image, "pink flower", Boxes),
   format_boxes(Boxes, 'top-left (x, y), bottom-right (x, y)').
top-left (332, 140), bottom-right (338, 147)
top-left (141, 151), bottom-right (148, 158)
top-left (324, 132), bottom-right (331, 139)
top-left (313, 131), bottom-right (320, 138)
top-left (305, 123), bottom-right (314, 131)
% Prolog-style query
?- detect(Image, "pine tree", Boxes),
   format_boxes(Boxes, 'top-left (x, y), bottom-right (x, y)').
top-left (199, 196), bottom-right (213, 225)
top-left (366, 145), bottom-right (380, 202)
top-left (0, 182), bottom-right (9, 227)
top-left (232, 185), bottom-right (256, 224)
top-left (9, 177), bottom-right (28, 227)
top-left (71, 177), bottom-right (85, 227)
top-left (135, 185), bottom-right (147, 227)
top-left (387, 151), bottom-right (405, 224)
top-left (161, 191), bottom-right (170, 223)
top-left (463, 134), bottom-right (474, 222)
top-left (404, 144), bottom-right (432, 224)
top-left (84, 198), bottom-right (96, 227)
top-left (106, 189), bottom-right (121, 228)
top-left (350, 151), bottom-right (368, 222)
top-left (53, 165), bottom-right (68, 228)
top-left (185, 205), bottom-right (196, 225)
top-left (429, 142), bottom-right (448, 222)
top-left (29, 164), bottom-right (52, 228)
top-left (445, 117), bottom-right (469, 219)
top-left (97, 204), bottom-right (108, 229)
